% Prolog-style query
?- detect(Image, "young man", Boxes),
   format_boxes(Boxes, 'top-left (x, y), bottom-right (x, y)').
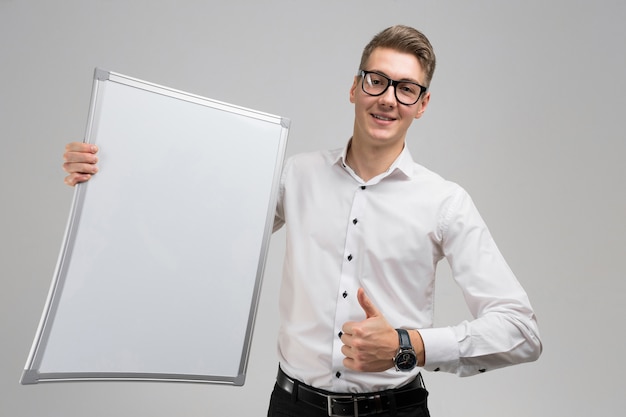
top-left (63, 25), bottom-right (541, 417)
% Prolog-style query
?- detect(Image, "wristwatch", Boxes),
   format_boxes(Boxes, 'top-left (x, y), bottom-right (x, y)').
top-left (393, 329), bottom-right (418, 371)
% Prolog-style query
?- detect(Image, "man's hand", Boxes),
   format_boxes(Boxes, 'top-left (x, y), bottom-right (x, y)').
top-left (63, 142), bottom-right (99, 186)
top-left (340, 288), bottom-right (399, 372)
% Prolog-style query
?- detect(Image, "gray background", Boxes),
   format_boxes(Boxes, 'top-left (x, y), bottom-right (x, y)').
top-left (1, 0), bottom-right (624, 416)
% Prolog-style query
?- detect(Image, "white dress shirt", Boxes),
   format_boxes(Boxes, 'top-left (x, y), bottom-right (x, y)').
top-left (272, 142), bottom-right (541, 393)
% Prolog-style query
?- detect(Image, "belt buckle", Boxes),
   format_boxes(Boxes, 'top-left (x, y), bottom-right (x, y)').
top-left (327, 393), bottom-right (382, 417)
top-left (327, 394), bottom-right (357, 417)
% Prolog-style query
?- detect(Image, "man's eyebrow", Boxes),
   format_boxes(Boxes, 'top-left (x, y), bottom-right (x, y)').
top-left (367, 69), bottom-right (422, 84)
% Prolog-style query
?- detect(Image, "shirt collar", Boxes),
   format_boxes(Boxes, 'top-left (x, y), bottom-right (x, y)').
top-left (334, 139), bottom-right (415, 181)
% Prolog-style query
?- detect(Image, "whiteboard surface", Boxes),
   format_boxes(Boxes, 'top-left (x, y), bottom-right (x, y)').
top-left (21, 69), bottom-right (289, 385)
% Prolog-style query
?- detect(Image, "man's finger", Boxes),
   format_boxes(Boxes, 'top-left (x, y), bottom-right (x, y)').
top-left (65, 142), bottom-right (98, 154)
top-left (63, 153), bottom-right (99, 165)
top-left (64, 173), bottom-right (92, 187)
top-left (62, 161), bottom-right (99, 175)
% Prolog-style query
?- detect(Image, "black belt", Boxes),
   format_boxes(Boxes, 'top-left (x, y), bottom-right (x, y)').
top-left (276, 367), bottom-right (428, 417)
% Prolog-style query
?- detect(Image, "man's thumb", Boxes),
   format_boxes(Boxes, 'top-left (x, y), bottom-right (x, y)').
top-left (357, 288), bottom-right (381, 319)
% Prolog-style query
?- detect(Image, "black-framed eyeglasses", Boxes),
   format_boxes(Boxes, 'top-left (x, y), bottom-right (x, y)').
top-left (359, 70), bottom-right (427, 106)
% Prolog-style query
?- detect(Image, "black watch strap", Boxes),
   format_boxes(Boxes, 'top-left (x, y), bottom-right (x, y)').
top-left (397, 328), bottom-right (412, 349)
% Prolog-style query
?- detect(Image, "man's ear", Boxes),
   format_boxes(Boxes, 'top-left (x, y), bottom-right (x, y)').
top-left (349, 76), bottom-right (358, 103)
top-left (414, 91), bottom-right (431, 119)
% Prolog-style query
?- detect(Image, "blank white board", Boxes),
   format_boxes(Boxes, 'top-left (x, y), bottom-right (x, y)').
top-left (21, 69), bottom-right (289, 385)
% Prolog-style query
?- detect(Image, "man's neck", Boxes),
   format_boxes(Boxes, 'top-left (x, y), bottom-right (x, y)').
top-left (345, 139), bottom-right (404, 182)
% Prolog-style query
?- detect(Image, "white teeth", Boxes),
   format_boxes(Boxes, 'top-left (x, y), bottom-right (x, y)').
top-left (373, 114), bottom-right (393, 121)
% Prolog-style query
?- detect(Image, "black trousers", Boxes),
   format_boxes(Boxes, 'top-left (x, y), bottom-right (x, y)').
top-left (267, 381), bottom-right (430, 417)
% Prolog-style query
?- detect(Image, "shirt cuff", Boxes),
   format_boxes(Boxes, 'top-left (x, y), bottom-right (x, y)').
top-left (418, 327), bottom-right (459, 372)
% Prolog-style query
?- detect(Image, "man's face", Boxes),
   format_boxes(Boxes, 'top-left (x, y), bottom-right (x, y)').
top-left (350, 47), bottom-right (430, 151)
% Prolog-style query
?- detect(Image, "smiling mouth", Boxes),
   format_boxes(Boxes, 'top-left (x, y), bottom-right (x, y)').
top-left (372, 114), bottom-right (395, 122)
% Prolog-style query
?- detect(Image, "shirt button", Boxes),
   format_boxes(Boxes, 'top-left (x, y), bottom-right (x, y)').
top-left (361, 186), bottom-right (366, 190)
top-left (352, 218), bottom-right (358, 225)
top-left (335, 371), bottom-right (342, 378)
top-left (347, 254), bottom-right (353, 261)
top-left (342, 291), bottom-right (348, 298)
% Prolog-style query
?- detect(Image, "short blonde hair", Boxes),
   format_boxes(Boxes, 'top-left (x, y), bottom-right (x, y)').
top-left (359, 25), bottom-right (436, 87)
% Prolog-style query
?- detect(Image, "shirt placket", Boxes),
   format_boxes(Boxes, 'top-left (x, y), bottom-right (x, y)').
top-left (331, 184), bottom-right (368, 383)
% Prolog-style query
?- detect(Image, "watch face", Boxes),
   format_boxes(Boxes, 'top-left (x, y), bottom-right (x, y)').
top-left (396, 351), bottom-right (417, 370)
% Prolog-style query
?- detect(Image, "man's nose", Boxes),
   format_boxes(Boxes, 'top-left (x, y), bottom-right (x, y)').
top-left (378, 84), bottom-right (397, 106)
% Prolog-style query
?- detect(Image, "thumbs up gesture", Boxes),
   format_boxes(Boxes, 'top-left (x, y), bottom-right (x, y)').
top-left (340, 288), bottom-right (399, 372)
